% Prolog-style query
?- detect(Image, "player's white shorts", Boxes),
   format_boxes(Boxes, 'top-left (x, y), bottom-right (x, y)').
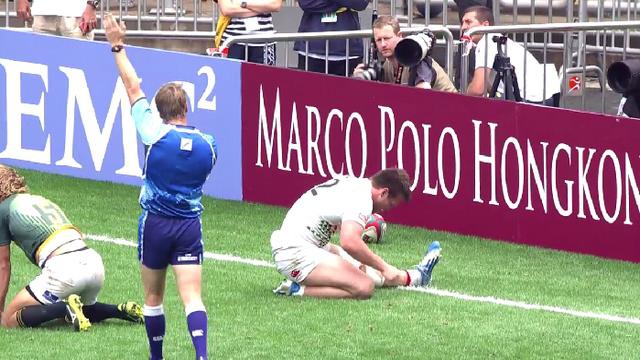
top-left (270, 230), bottom-right (334, 283)
top-left (27, 249), bottom-right (105, 305)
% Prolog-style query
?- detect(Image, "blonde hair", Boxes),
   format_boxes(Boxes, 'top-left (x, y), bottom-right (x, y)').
top-left (373, 15), bottom-right (401, 34)
top-left (0, 165), bottom-right (28, 203)
top-left (155, 82), bottom-right (188, 123)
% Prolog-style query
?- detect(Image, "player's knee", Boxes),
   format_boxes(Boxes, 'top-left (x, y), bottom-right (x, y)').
top-left (0, 312), bottom-right (15, 328)
top-left (351, 279), bottom-right (375, 300)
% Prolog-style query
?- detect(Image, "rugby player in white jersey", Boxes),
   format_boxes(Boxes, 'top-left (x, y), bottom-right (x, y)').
top-left (0, 165), bottom-right (143, 331)
top-left (271, 168), bottom-right (442, 299)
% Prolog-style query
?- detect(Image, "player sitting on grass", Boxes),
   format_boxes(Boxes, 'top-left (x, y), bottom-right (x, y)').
top-left (0, 164), bottom-right (144, 331)
top-left (271, 168), bottom-right (442, 299)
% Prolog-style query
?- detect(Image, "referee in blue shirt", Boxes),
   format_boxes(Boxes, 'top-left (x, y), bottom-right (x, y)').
top-left (105, 14), bottom-right (218, 360)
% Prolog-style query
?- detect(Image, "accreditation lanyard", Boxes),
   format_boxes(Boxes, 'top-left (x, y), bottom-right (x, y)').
top-left (394, 65), bottom-right (404, 84)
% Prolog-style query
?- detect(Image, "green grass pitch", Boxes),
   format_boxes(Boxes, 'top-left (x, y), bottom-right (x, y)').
top-left (0, 169), bottom-right (638, 359)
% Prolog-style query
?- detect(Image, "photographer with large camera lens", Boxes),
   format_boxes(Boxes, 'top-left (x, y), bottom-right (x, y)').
top-left (460, 6), bottom-right (559, 106)
top-left (352, 16), bottom-right (456, 92)
top-left (608, 59), bottom-right (640, 118)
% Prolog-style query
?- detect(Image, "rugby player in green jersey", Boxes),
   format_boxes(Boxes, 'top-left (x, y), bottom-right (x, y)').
top-left (0, 165), bottom-right (144, 331)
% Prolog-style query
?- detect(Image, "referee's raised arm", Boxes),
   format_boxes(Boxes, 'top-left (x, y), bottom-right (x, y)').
top-left (104, 13), bottom-right (145, 105)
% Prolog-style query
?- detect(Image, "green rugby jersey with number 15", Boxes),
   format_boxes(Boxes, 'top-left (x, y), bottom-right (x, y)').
top-left (0, 194), bottom-right (74, 265)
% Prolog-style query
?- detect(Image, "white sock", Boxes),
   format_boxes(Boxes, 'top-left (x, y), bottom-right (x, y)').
top-left (143, 304), bottom-right (164, 316)
top-left (292, 284), bottom-right (305, 296)
top-left (406, 269), bottom-right (422, 286)
top-left (184, 300), bottom-right (206, 316)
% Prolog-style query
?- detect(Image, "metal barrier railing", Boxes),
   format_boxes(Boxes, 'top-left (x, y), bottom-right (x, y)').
top-left (2, 0), bottom-right (638, 115)
top-left (461, 21), bottom-right (640, 114)
top-left (219, 25), bottom-right (455, 80)
top-left (2, 0), bottom-right (639, 31)
top-left (1, 0), bottom-right (218, 32)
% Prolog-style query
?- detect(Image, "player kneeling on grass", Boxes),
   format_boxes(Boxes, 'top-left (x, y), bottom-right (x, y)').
top-left (271, 168), bottom-right (441, 299)
top-left (0, 165), bottom-right (144, 331)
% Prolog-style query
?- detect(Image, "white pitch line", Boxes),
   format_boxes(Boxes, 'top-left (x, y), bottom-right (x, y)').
top-left (87, 233), bottom-right (275, 268)
top-left (87, 233), bottom-right (640, 326)
top-left (401, 287), bottom-right (640, 325)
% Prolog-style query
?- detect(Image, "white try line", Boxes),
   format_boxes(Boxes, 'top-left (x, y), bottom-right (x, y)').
top-left (87, 233), bottom-right (640, 326)
top-left (87, 234), bottom-right (276, 268)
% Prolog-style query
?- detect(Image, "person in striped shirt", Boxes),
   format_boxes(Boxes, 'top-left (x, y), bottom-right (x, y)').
top-left (217, 0), bottom-right (282, 64)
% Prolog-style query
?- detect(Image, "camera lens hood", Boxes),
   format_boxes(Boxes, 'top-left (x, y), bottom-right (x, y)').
top-left (607, 59), bottom-right (640, 94)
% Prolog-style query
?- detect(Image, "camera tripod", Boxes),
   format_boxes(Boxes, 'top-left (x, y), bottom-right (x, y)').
top-left (488, 35), bottom-right (522, 102)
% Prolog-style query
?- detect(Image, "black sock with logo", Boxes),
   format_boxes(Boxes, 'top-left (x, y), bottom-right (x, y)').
top-left (17, 302), bottom-right (67, 327)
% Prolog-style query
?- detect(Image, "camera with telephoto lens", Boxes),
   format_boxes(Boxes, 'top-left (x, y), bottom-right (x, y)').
top-left (353, 66), bottom-right (379, 80)
top-left (394, 29), bottom-right (436, 67)
top-left (607, 59), bottom-right (640, 118)
top-left (607, 59), bottom-right (640, 94)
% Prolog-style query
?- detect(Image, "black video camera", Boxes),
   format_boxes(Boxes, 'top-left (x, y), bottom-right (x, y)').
top-left (488, 34), bottom-right (522, 102)
top-left (491, 35), bottom-right (511, 71)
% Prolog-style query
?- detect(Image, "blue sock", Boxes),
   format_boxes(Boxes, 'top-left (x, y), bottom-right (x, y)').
top-left (143, 305), bottom-right (165, 360)
top-left (186, 307), bottom-right (208, 360)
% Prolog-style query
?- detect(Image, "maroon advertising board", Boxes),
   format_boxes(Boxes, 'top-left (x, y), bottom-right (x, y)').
top-left (241, 63), bottom-right (640, 262)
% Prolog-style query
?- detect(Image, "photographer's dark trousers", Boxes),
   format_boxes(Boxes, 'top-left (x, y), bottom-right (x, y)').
top-left (228, 44), bottom-right (276, 65)
top-left (297, 55), bottom-right (363, 77)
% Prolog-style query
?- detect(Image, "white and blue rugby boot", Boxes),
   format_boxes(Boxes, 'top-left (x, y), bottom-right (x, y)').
top-left (416, 241), bottom-right (441, 286)
top-left (272, 279), bottom-right (302, 296)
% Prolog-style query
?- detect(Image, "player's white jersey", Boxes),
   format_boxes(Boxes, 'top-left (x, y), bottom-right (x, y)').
top-left (280, 176), bottom-right (373, 248)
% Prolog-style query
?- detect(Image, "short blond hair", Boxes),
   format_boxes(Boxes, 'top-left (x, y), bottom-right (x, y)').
top-left (156, 83), bottom-right (188, 123)
top-left (0, 165), bottom-right (28, 203)
top-left (373, 15), bottom-right (401, 34)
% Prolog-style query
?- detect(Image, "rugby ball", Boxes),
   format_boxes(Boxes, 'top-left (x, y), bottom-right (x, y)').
top-left (361, 213), bottom-right (386, 244)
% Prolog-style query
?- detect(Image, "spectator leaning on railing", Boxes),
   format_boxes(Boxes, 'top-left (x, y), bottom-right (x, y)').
top-left (17, 0), bottom-right (99, 40)
top-left (461, 6), bottom-right (560, 106)
top-left (215, 0), bottom-right (282, 65)
top-left (353, 15), bottom-right (457, 92)
top-left (294, 0), bottom-right (368, 76)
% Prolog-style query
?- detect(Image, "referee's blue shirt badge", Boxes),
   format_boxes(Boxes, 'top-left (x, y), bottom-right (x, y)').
top-left (180, 137), bottom-right (193, 151)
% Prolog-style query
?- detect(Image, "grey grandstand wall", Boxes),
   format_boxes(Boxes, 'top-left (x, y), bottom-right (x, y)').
top-left (240, 62), bottom-right (640, 263)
